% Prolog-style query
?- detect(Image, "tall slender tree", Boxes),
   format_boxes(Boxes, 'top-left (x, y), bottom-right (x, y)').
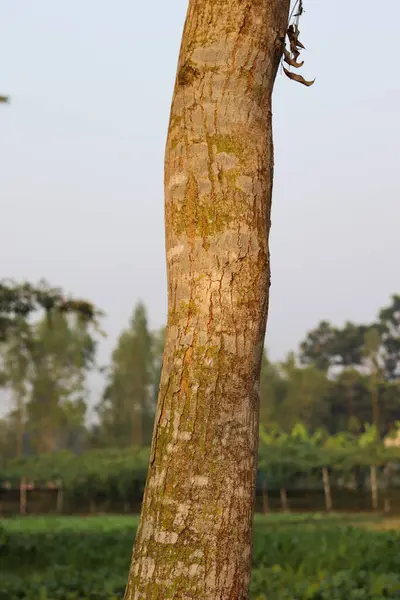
top-left (98, 303), bottom-right (153, 447)
top-left (1, 324), bottom-right (31, 457)
top-left (378, 295), bottom-right (400, 381)
top-left (124, 1), bottom-right (293, 598)
top-left (364, 327), bottom-right (382, 433)
top-left (0, 280), bottom-right (100, 456)
top-left (26, 313), bottom-right (94, 453)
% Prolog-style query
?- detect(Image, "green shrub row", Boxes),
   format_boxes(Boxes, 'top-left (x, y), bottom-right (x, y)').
top-left (2, 518), bottom-right (400, 598)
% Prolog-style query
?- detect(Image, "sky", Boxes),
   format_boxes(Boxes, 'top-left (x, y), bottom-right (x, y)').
top-left (1, 0), bottom-right (399, 416)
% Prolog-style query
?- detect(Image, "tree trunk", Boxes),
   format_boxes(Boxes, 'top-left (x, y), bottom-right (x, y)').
top-left (383, 463), bottom-right (391, 514)
top-left (15, 394), bottom-right (24, 459)
top-left (124, 1), bottom-right (290, 599)
top-left (56, 480), bottom-right (63, 514)
top-left (262, 480), bottom-right (270, 515)
top-left (20, 478), bottom-right (27, 516)
top-left (280, 488), bottom-right (289, 512)
top-left (371, 369), bottom-right (379, 434)
top-left (370, 464), bottom-right (378, 511)
top-left (322, 466), bottom-right (332, 512)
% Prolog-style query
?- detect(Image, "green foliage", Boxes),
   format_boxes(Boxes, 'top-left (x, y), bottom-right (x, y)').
top-left (2, 423), bottom-right (400, 500)
top-left (0, 312), bottom-right (100, 457)
top-left (0, 279), bottom-right (103, 458)
top-left (257, 422), bottom-right (400, 490)
top-left (3, 516), bottom-right (400, 599)
top-left (0, 447), bottom-right (150, 508)
top-left (299, 295), bottom-right (400, 385)
top-left (300, 320), bottom-right (369, 371)
top-left (0, 279), bottom-right (102, 342)
top-left (378, 295), bottom-right (400, 380)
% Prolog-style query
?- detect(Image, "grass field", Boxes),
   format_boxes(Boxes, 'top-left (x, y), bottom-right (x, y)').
top-left (2, 512), bottom-right (400, 599)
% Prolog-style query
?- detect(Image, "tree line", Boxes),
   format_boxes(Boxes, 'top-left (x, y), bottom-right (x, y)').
top-left (0, 279), bottom-right (399, 460)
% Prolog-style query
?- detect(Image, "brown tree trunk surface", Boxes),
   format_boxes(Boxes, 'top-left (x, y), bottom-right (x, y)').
top-left (124, 1), bottom-right (290, 598)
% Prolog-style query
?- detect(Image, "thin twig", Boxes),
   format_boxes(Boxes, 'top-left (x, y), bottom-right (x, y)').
top-left (288, 0), bottom-right (300, 24)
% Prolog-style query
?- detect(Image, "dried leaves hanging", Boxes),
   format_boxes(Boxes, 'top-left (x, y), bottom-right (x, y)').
top-left (283, 1), bottom-right (315, 87)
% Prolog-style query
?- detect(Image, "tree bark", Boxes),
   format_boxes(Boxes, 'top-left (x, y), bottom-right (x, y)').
top-left (124, 1), bottom-right (290, 599)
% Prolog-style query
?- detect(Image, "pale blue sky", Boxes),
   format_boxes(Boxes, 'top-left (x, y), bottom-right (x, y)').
top-left (1, 1), bottom-right (399, 415)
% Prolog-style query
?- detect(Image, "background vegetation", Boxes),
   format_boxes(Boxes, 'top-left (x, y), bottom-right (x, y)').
top-left (2, 514), bottom-right (400, 599)
top-left (1, 281), bottom-right (399, 515)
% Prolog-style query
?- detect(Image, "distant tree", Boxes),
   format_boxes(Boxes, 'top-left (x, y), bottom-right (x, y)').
top-left (0, 416), bottom-right (17, 460)
top-left (299, 321), bottom-right (337, 370)
top-left (0, 279), bottom-right (101, 341)
top-left (150, 326), bottom-right (165, 404)
top-left (300, 320), bottom-right (368, 371)
top-left (323, 368), bottom-right (367, 433)
top-left (97, 303), bottom-right (153, 447)
top-left (378, 295), bottom-right (400, 380)
top-left (363, 327), bottom-right (382, 432)
top-left (259, 350), bottom-right (287, 427)
top-left (259, 351), bottom-right (329, 432)
top-left (0, 326), bottom-right (30, 456)
top-left (278, 353), bottom-right (330, 431)
top-left (0, 279), bottom-right (101, 456)
top-left (26, 313), bottom-right (94, 453)
top-left (299, 295), bottom-right (400, 383)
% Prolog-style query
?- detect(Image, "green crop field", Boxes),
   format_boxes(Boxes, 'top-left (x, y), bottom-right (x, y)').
top-left (2, 513), bottom-right (400, 599)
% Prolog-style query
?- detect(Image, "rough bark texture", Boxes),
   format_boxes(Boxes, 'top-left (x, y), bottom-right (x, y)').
top-left (124, 1), bottom-right (290, 598)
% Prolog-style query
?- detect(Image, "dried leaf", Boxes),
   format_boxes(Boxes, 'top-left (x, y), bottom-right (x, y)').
top-left (292, 48), bottom-right (301, 60)
top-left (292, 25), bottom-right (306, 49)
top-left (283, 66), bottom-right (315, 87)
top-left (0, 95), bottom-right (9, 103)
top-left (283, 47), bottom-right (304, 68)
top-left (287, 25), bottom-right (296, 42)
